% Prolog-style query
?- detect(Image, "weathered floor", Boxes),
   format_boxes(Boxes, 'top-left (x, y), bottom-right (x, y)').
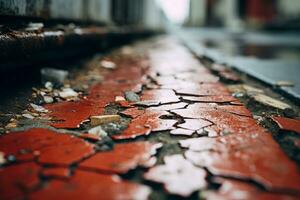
top-left (0, 36), bottom-right (300, 200)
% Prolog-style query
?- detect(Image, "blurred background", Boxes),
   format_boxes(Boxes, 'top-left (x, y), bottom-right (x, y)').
top-left (3, 0), bottom-right (300, 30)
top-left (1, 0), bottom-right (300, 100)
top-left (161, 0), bottom-right (300, 31)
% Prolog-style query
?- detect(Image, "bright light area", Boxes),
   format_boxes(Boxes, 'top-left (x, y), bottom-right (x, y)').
top-left (156, 0), bottom-right (190, 24)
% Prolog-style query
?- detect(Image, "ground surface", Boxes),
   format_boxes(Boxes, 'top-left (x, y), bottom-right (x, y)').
top-left (178, 28), bottom-right (300, 101)
top-left (0, 36), bottom-right (300, 200)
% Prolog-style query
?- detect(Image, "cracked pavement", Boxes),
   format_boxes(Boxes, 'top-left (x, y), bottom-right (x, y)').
top-left (0, 37), bottom-right (300, 200)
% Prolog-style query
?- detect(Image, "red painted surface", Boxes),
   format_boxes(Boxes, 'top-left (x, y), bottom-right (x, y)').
top-left (173, 104), bottom-right (261, 135)
top-left (42, 167), bottom-right (70, 178)
top-left (79, 142), bottom-right (161, 173)
top-left (45, 57), bottom-right (146, 129)
top-left (121, 107), bottom-right (145, 118)
top-left (0, 162), bottom-right (41, 200)
top-left (1, 37), bottom-right (299, 198)
top-left (272, 116), bottom-right (300, 134)
top-left (182, 132), bottom-right (300, 191)
top-left (182, 95), bottom-right (238, 103)
top-left (162, 82), bottom-right (231, 96)
top-left (0, 128), bottom-right (95, 165)
top-left (45, 100), bottom-right (104, 128)
top-left (30, 170), bottom-right (151, 200)
top-left (147, 102), bottom-right (187, 111)
top-left (113, 109), bottom-right (176, 140)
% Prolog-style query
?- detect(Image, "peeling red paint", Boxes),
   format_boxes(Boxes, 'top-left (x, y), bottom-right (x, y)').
top-left (173, 105), bottom-right (261, 135)
top-left (144, 154), bottom-right (207, 197)
top-left (217, 105), bottom-right (252, 117)
top-left (30, 170), bottom-right (151, 200)
top-left (0, 162), bottom-right (41, 200)
top-left (181, 132), bottom-right (300, 192)
top-left (44, 100), bottom-right (104, 128)
top-left (79, 142), bottom-right (161, 173)
top-left (121, 107), bottom-right (145, 118)
top-left (45, 56), bottom-right (146, 129)
top-left (0, 128), bottom-right (94, 165)
top-left (1, 36), bottom-right (299, 199)
top-left (272, 116), bottom-right (300, 134)
top-left (117, 100), bottom-right (134, 108)
top-left (175, 103), bottom-right (252, 117)
top-left (113, 110), bottom-right (176, 140)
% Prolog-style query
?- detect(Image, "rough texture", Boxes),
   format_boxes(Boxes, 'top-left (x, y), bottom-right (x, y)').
top-left (0, 36), bottom-right (299, 199)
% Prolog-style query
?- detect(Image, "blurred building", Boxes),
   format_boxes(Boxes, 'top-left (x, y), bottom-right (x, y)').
top-left (0, 0), bottom-right (164, 30)
top-left (187, 0), bottom-right (300, 30)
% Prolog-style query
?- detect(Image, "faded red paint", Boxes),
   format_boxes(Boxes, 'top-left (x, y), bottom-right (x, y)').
top-left (272, 116), bottom-right (300, 134)
top-left (154, 73), bottom-right (218, 85)
top-left (217, 105), bottom-right (252, 117)
top-left (147, 102), bottom-right (187, 111)
top-left (181, 132), bottom-right (300, 192)
top-left (79, 142), bottom-right (161, 173)
top-left (121, 107), bottom-right (145, 118)
top-left (175, 72), bottom-right (219, 83)
top-left (0, 162), bottom-right (41, 200)
top-left (30, 170), bottom-right (151, 200)
top-left (162, 83), bottom-right (230, 96)
top-left (0, 128), bottom-right (94, 165)
top-left (139, 89), bottom-right (180, 106)
top-left (182, 95), bottom-right (239, 103)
